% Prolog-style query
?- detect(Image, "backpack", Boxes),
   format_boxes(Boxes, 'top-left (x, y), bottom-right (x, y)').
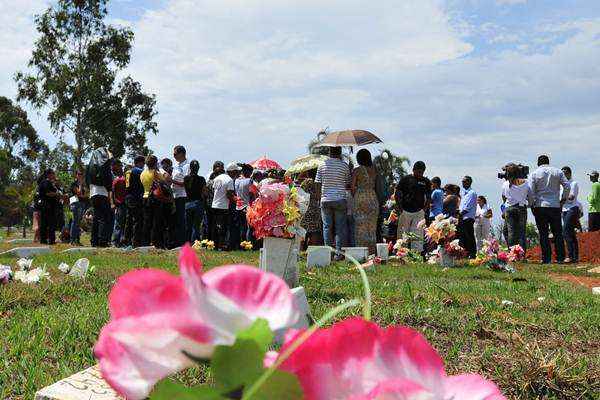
top-left (86, 148), bottom-right (112, 187)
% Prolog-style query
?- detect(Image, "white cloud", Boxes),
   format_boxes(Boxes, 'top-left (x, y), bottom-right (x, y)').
top-left (495, 0), bottom-right (527, 5)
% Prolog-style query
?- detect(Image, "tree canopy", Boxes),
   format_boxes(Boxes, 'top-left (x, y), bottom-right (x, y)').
top-left (15, 0), bottom-right (157, 166)
top-left (373, 149), bottom-right (410, 189)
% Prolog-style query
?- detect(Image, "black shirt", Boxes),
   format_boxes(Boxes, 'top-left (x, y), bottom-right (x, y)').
top-left (395, 175), bottom-right (432, 213)
top-left (184, 175), bottom-right (206, 202)
top-left (126, 166), bottom-right (144, 199)
top-left (39, 179), bottom-right (58, 207)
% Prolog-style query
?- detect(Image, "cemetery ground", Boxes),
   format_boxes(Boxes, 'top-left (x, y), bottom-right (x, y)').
top-left (0, 241), bottom-right (599, 399)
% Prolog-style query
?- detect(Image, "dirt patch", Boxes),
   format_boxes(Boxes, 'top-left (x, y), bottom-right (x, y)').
top-left (527, 231), bottom-right (600, 264)
top-left (550, 273), bottom-right (600, 290)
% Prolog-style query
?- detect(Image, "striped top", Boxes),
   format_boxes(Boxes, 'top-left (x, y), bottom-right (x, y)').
top-left (315, 158), bottom-right (350, 202)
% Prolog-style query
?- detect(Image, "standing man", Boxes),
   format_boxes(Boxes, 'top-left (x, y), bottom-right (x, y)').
top-left (111, 160), bottom-right (127, 247)
top-left (561, 166), bottom-right (579, 263)
top-left (69, 169), bottom-right (88, 246)
top-left (529, 155), bottom-right (570, 264)
top-left (315, 146), bottom-right (350, 259)
top-left (87, 148), bottom-right (113, 248)
top-left (459, 176), bottom-right (477, 258)
top-left (171, 145), bottom-right (190, 247)
top-left (588, 171), bottom-right (600, 232)
top-left (38, 169), bottom-right (59, 245)
top-left (211, 162), bottom-right (239, 250)
top-left (123, 155), bottom-right (145, 248)
top-left (206, 161), bottom-right (225, 241)
top-left (429, 177), bottom-right (444, 221)
top-left (395, 161), bottom-right (431, 254)
top-left (235, 164), bottom-right (256, 243)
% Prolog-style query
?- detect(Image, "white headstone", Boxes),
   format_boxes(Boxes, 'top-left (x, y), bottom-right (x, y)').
top-left (307, 246), bottom-right (331, 268)
top-left (291, 286), bottom-right (312, 329)
top-left (592, 287), bottom-right (600, 295)
top-left (342, 247), bottom-right (369, 262)
top-left (0, 246), bottom-right (51, 258)
top-left (35, 365), bottom-right (121, 400)
top-left (261, 237), bottom-right (298, 288)
top-left (133, 246), bottom-right (155, 253)
top-left (376, 243), bottom-right (389, 260)
top-left (62, 247), bottom-right (97, 254)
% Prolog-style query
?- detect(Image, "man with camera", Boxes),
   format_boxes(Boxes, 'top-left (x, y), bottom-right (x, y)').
top-left (529, 155), bottom-right (570, 264)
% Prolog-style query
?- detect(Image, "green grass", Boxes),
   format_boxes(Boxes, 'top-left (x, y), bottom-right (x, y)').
top-left (1, 248), bottom-right (599, 400)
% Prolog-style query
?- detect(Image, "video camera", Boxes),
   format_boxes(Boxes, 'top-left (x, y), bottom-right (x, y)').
top-left (498, 163), bottom-right (529, 180)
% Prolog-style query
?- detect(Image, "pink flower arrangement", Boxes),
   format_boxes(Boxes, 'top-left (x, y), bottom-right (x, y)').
top-left (508, 245), bottom-right (525, 262)
top-left (425, 215), bottom-right (457, 245)
top-left (246, 183), bottom-right (307, 239)
top-left (277, 317), bottom-right (506, 400)
top-left (94, 245), bottom-right (299, 399)
top-left (444, 239), bottom-right (467, 259)
top-left (497, 251), bottom-right (509, 263)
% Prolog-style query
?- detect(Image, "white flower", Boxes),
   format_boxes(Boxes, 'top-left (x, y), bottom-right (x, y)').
top-left (0, 265), bottom-right (12, 283)
top-left (501, 300), bottom-right (514, 306)
top-left (15, 267), bottom-right (50, 284)
top-left (16, 258), bottom-right (33, 271)
top-left (69, 258), bottom-right (90, 278)
top-left (58, 262), bottom-right (71, 274)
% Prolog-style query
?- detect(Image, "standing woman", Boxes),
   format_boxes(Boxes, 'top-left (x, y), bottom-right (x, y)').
top-left (501, 163), bottom-right (532, 251)
top-left (141, 155), bottom-right (167, 247)
top-left (184, 160), bottom-right (207, 243)
top-left (443, 184), bottom-right (461, 218)
top-left (38, 169), bottom-right (59, 245)
top-left (351, 149), bottom-right (379, 254)
top-left (474, 196), bottom-right (493, 250)
top-left (300, 169), bottom-right (323, 248)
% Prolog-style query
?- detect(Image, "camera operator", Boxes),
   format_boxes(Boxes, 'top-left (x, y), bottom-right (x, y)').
top-left (529, 155), bottom-right (570, 264)
top-left (501, 163), bottom-right (532, 251)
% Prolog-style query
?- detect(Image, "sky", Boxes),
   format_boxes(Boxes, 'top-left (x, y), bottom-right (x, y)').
top-left (2, 0), bottom-right (600, 227)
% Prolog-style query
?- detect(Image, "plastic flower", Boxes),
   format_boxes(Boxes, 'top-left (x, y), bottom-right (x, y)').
top-left (192, 240), bottom-right (202, 250)
top-left (497, 251), bottom-right (509, 263)
top-left (58, 262), bottom-right (71, 274)
top-left (507, 245), bottom-right (525, 262)
top-left (14, 267), bottom-right (50, 284)
top-left (278, 317), bottom-right (506, 400)
top-left (0, 265), bottom-right (12, 284)
top-left (16, 258), bottom-right (33, 271)
top-left (94, 245), bottom-right (299, 400)
top-left (69, 258), bottom-right (91, 278)
top-left (240, 241), bottom-right (253, 251)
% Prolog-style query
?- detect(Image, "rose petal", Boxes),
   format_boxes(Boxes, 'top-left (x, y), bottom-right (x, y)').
top-left (444, 374), bottom-right (507, 400)
top-left (108, 269), bottom-right (189, 319)
top-left (351, 378), bottom-right (432, 400)
top-left (95, 312), bottom-right (213, 400)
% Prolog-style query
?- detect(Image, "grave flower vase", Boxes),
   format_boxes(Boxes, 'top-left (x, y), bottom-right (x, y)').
top-left (261, 236), bottom-right (299, 288)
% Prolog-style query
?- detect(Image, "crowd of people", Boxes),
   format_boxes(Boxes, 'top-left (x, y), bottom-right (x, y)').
top-left (31, 146), bottom-right (600, 265)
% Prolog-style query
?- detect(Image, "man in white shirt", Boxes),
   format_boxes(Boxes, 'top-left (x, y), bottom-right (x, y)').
top-left (211, 162), bottom-right (239, 250)
top-left (529, 155), bottom-right (570, 264)
top-left (171, 146), bottom-right (190, 246)
top-left (474, 196), bottom-right (493, 251)
top-left (315, 147), bottom-right (350, 257)
top-left (561, 166), bottom-right (579, 263)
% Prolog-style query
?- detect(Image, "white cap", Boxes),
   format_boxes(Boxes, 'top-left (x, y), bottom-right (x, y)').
top-left (226, 162), bottom-right (242, 172)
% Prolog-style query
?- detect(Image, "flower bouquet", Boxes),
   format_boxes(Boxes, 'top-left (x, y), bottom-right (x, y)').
top-left (240, 241), bottom-right (253, 251)
top-left (391, 235), bottom-right (423, 264)
top-left (246, 182), bottom-right (309, 239)
top-left (472, 239), bottom-right (524, 272)
top-left (13, 258), bottom-right (50, 284)
top-left (425, 215), bottom-right (460, 266)
top-left (0, 265), bottom-right (12, 284)
top-left (193, 239), bottom-right (215, 250)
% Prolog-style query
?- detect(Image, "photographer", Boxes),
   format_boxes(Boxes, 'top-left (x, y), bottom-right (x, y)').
top-left (529, 155), bottom-right (570, 264)
top-left (501, 163), bottom-right (532, 251)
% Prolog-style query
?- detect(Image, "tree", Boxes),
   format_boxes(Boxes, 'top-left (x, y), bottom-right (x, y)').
top-left (307, 129), bottom-right (330, 156)
top-left (373, 149), bottom-right (410, 188)
top-left (0, 96), bottom-right (46, 188)
top-left (525, 222), bottom-right (539, 248)
top-left (15, 0), bottom-right (157, 166)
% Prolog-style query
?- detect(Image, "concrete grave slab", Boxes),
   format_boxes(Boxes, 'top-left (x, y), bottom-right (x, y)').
top-left (291, 286), bottom-right (312, 330)
top-left (342, 247), bottom-right (369, 262)
top-left (133, 246), bottom-right (155, 253)
top-left (5, 238), bottom-right (33, 244)
top-left (0, 246), bottom-right (51, 258)
top-left (307, 246), bottom-right (331, 268)
top-left (261, 237), bottom-right (299, 288)
top-left (62, 247), bottom-right (97, 254)
top-left (35, 365), bottom-right (121, 400)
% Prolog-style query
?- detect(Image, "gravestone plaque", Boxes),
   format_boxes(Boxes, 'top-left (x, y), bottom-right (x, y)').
top-left (6, 238), bottom-right (33, 244)
top-left (35, 365), bottom-right (121, 400)
top-left (0, 246), bottom-right (51, 258)
top-left (133, 246), bottom-right (155, 253)
top-left (261, 237), bottom-right (299, 288)
top-left (291, 286), bottom-right (312, 329)
top-left (62, 247), bottom-right (97, 254)
top-left (307, 246), bottom-right (331, 268)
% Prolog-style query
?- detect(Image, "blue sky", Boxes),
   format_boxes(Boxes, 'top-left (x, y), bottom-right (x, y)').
top-left (2, 0), bottom-right (599, 227)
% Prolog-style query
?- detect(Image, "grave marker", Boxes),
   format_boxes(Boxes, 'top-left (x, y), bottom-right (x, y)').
top-left (35, 365), bottom-right (120, 400)
top-left (0, 246), bottom-right (51, 258)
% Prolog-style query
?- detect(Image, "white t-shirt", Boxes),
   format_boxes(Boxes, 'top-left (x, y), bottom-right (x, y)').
top-left (89, 184), bottom-right (108, 198)
top-left (502, 180), bottom-right (531, 207)
top-left (475, 204), bottom-right (492, 229)
top-left (562, 180), bottom-right (579, 211)
top-left (172, 159), bottom-right (190, 199)
top-left (211, 173), bottom-right (234, 210)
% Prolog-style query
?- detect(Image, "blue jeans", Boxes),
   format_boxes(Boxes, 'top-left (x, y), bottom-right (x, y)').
top-left (112, 203), bottom-right (127, 246)
top-left (69, 201), bottom-right (86, 244)
top-left (505, 205), bottom-right (527, 251)
top-left (562, 206), bottom-right (579, 261)
top-left (321, 199), bottom-right (348, 253)
top-left (185, 200), bottom-right (205, 244)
